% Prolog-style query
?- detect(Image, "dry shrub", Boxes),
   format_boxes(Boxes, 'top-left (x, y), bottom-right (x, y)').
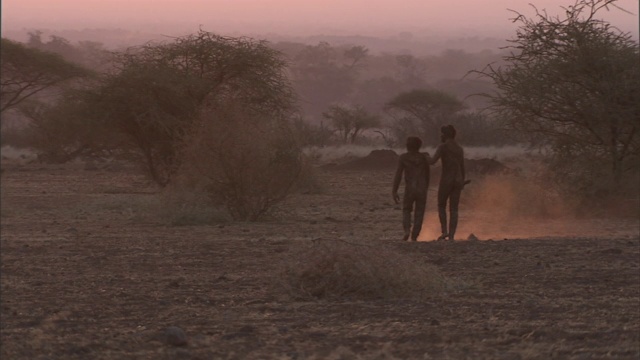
top-left (279, 240), bottom-right (457, 300)
top-left (179, 101), bottom-right (303, 221)
top-left (291, 156), bottom-right (325, 194)
top-left (157, 185), bottom-right (230, 226)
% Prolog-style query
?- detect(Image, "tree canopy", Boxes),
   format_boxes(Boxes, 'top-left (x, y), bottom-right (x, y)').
top-left (89, 30), bottom-right (295, 185)
top-left (480, 0), bottom-right (639, 189)
top-left (385, 89), bottom-right (464, 144)
top-left (0, 38), bottom-right (90, 114)
top-left (322, 104), bottom-right (380, 143)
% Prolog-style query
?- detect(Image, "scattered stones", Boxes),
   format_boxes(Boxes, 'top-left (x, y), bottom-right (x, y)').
top-left (600, 248), bottom-right (622, 255)
top-left (163, 326), bottom-right (188, 346)
top-left (167, 277), bottom-right (185, 288)
top-left (83, 161), bottom-right (99, 171)
top-left (221, 325), bottom-right (257, 340)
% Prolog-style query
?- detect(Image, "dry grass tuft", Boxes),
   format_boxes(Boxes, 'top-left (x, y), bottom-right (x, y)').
top-left (157, 186), bottom-right (230, 226)
top-left (279, 240), bottom-right (457, 300)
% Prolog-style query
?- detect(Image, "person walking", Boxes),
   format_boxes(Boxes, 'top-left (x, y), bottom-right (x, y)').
top-left (392, 137), bottom-right (430, 241)
top-left (428, 125), bottom-right (466, 241)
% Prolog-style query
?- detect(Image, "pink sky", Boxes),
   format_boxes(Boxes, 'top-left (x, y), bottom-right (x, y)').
top-left (2, 0), bottom-right (638, 37)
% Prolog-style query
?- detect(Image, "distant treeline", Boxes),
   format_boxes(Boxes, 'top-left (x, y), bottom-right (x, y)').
top-left (3, 30), bottom-right (515, 149)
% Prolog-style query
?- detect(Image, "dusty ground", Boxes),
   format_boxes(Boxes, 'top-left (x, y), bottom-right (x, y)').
top-left (1, 160), bottom-right (639, 359)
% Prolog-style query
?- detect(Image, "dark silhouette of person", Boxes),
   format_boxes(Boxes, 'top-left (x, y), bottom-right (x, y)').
top-left (392, 137), bottom-right (430, 241)
top-left (428, 125), bottom-right (466, 241)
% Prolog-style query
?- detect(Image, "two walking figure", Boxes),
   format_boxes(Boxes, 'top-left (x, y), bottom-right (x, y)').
top-left (392, 125), bottom-right (467, 241)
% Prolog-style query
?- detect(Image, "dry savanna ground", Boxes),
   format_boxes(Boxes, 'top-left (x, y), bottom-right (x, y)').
top-left (1, 154), bottom-right (639, 359)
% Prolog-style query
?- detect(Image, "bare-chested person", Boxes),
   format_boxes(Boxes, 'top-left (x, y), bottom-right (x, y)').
top-left (392, 137), bottom-right (430, 241)
top-left (428, 125), bottom-right (466, 241)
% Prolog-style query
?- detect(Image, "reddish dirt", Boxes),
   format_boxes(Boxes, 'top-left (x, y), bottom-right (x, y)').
top-left (1, 161), bottom-right (639, 359)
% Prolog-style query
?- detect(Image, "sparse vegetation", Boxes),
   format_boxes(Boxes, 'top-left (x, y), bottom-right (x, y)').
top-left (279, 240), bottom-right (459, 300)
top-left (0, 38), bottom-right (91, 115)
top-left (479, 0), bottom-right (640, 194)
top-left (1, 2), bottom-right (639, 358)
top-left (157, 186), bottom-right (230, 226)
top-left (322, 104), bottom-right (380, 144)
top-left (385, 89), bottom-right (465, 146)
top-left (179, 100), bottom-right (303, 221)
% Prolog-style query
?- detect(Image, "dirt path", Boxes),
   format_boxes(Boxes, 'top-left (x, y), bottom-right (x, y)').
top-left (1, 163), bottom-right (639, 359)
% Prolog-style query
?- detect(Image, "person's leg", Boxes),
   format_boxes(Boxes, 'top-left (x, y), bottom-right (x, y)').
top-left (448, 184), bottom-right (463, 241)
top-left (437, 184), bottom-right (451, 239)
top-left (402, 192), bottom-right (413, 240)
top-left (411, 193), bottom-right (427, 241)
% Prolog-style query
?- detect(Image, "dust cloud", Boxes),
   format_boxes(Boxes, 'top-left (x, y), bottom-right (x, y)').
top-left (418, 173), bottom-right (639, 241)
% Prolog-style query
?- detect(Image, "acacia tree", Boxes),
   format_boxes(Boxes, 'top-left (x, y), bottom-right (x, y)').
top-left (323, 104), bottom-right (380, 143)
top-left (20, 89), bottom-right (123, 163)
top-left (181, 98), bottom-right (303, 221)
top-left (480, 0), bottom-right (639, 188)
top-left (385, 89), bottom-right (464, 145)
top-left (0, 38), bottom-right (89, 115)
top-left (86, 30), bottom-right (295, 185)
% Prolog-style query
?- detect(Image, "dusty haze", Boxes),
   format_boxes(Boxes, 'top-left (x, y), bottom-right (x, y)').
top-left (2, 0), bottom-right (638, 40)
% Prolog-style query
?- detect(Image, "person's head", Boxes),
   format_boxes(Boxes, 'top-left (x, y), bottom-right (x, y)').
top-left (406, 136), bottom-right (422, 152)
top-left (440, 125), bottom-right (457, 142)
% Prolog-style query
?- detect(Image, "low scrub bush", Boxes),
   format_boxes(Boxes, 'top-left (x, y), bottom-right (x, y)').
top-left (179, 101), bottom-right (304, 221)
top-left (157, 185), bottom-right (231, 226)
top-left (278, 240), bottom-right (456, 300)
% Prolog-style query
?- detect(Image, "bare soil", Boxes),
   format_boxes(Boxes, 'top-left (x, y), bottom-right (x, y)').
top-left (1, 161), bottom-right (639, 359)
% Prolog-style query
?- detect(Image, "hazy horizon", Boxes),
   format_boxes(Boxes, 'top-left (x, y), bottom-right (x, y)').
top-left (2, 0), bottom-right (638, 42)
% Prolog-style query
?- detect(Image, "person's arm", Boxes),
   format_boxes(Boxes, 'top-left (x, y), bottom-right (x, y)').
top-left (423, 152), bottom-right (430, 184)
top-left (460, 148), bottom-right (466, 181)
top-left (428, 145), bottom-right (443, 165)
top-left (392, 159), bottom-right (403, 204)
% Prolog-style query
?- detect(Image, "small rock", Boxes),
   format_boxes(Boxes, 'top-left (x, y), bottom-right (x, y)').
top-left (467, 233), bottom-right (479, 241)
top-left (84, 162), bottom-right (99, 171)
top-left (600, 248), bottom-right (622, 255)
top-left (172, 348), bottom-right (192, 359)
top-left (164, 326), bottom-right (188, 346)
top-left (167, 277), bottom-right (184, 288)
top-left (238, 325), bottom-right (256, 334)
